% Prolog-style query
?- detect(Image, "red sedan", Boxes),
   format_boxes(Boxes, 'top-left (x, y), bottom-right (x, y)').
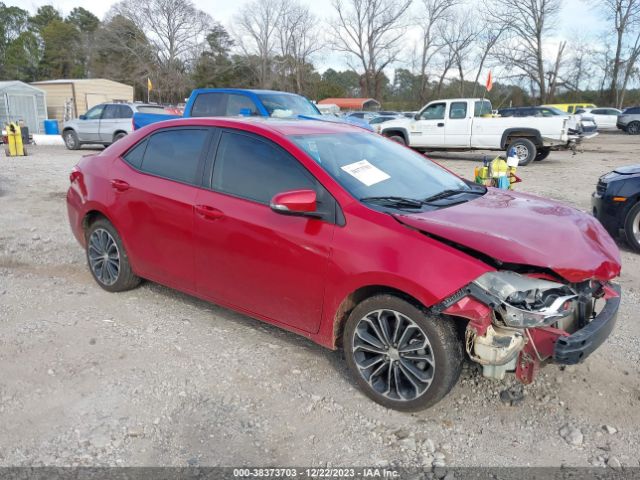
top-left (67, 117), bottom-right (622, 411)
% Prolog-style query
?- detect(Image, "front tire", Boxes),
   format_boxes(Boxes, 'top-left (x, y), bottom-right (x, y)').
top-left (85, 218), bottom-right (141, 292)
top-left (344, 294), bottom-right (463, 411)
top-left (624, 202), bottom-right (640, 252)
top-left (626, 121), bottom-right (640, 135)
top-left (63, 130), bottom-right (80, 150)
top-left (387, 135), bottom-right (406, 145)
top-left (507, 138), bottom-right (537, 166)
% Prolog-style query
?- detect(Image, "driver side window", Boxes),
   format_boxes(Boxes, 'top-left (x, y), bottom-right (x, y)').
top-left (85, 105), bottom-right (104, 120)
top-left (420, 103), bottom-right (446, 120)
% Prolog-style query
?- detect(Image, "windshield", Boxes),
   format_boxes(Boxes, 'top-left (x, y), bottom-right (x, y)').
top-left (257, 93), bottom-right (320, 117)
top-left (547, 107), bottom-right (567, 115)
top-left (290, 132), bottom-right (470, 202)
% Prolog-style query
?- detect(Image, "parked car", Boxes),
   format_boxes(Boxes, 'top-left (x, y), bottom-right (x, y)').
top-left (345, 111), bottom-right (379, 122)
top-left (593, 164), bottom-right (640, 251)
top-left (380, 98), bottom-right (597, 165)
top-left (544, 103), bottom-right (597, 113)
top-left (369, 115), bottom-right (401, 132)
top-left (133, 88), bottom-right (373, 131)
top-left (497, 106), bottom-right (597, 133)
top-left (575, 107), bottom-right (622, 130)
top-left (616, 107), bottom-right (640, 134)
top-left (62, 103), bottom-right (170, 150)
top-left (67, 117), bottom-right (621, 411)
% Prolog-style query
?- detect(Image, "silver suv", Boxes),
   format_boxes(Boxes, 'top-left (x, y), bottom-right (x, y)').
top-left (62, 103), bottom-right (168, 150)
top-left (617, 107), bottom-right (640, 134)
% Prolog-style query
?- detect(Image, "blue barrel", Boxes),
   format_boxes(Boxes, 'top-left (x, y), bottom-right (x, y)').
top-left (44, 119), bottom-right (59, 135)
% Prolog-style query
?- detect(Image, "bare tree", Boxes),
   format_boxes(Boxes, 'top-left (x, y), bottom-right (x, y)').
top-left (434, 13), bottom-right (477, 96)
top-left (234, 0), bottom-right (285, 88)
top-left (330, 0), bottom-right (412, 98)
top-left (415, 0), bottom-right (458, 102)
top-left (275, 1), bottom-right (324, 93)
top-left (471, 8), bottom-right (508, 96)
top-left (109, 0), bottom-right (212, 101)
top-left (490, 0), bottom-right (562, 102)
top-left (593, 0), bottom-right (640, 105)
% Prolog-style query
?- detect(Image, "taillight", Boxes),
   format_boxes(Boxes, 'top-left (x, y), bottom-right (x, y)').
top-left (70, 168), bottom-right (81, 184)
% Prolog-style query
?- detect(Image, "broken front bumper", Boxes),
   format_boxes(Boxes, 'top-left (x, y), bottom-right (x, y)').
top-left (554, 284), bottom-right (621, 364)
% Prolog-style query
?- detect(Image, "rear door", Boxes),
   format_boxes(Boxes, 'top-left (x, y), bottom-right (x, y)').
top-left (77, 104), bottom-right (104, 142)
top-left (109, 127), bottom-right (212, 291)
top-left (444, 101), bottom-right (471, 147)
top-left (99, 105), bottom-right (133, 143)
top-left (410, 102), bottom-right (446, 147)
top-left (193, 129), bottom-right (335, 333)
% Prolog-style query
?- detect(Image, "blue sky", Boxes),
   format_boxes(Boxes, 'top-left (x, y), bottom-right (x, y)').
top-left (10, 0), bottom-right (608, 74)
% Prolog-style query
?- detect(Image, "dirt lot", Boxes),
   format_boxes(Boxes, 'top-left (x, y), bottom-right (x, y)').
top-left (1, 133), bottom-right (639, 469)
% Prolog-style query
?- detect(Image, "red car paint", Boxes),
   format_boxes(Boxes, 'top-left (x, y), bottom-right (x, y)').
top-left (67, 117), bottom-right (621, 352)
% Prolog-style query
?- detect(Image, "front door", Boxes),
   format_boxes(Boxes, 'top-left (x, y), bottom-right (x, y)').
top-left (78, 104), bottom-right (104, 142)
top-left (108, 127), bottom-right (211, 291)
top-left (409, 102), bottom-right (446, 147)
top-left (194, 130), bottom-right (335, 333)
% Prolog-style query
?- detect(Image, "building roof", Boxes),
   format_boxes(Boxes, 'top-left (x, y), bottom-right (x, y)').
top-left (318, 98), bottom-right (381, 109)
top-left (0, 80), bottom-right (45, 93)
top-left (31, 78), bottom-right (131, 86)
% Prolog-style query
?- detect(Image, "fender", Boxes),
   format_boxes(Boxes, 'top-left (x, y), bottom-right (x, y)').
top-left (500, 128), bottom-right (543, 149)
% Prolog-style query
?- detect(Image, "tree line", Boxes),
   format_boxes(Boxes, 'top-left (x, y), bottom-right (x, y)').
top-left (1, 0), bottom-right (640, 109)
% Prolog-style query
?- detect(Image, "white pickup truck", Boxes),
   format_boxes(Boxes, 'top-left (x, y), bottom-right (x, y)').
top-left (379, 98), bottom-right (596, 165)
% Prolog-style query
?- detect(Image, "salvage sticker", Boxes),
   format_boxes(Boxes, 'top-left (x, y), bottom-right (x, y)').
top-left (341, 160), bottom-right (390, 186)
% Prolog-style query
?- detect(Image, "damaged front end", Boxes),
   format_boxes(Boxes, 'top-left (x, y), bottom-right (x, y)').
top-left (434, 271), bottom-right (621, 384)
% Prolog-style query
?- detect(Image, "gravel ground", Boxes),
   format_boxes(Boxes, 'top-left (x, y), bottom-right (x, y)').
top-left (0, 133), bottom-right (639, 469)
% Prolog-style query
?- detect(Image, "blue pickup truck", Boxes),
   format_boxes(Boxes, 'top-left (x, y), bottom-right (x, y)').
top-left (133, 88), bottom-right (372, 130)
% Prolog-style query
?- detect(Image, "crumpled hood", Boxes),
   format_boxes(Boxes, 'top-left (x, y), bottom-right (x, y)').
top-left (394, 189), bottom-right (621, 283)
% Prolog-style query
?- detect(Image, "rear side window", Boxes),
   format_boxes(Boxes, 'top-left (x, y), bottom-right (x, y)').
top-left (117, 105), bottom-right (133, 118)
top-left (123, 139), bottom-right (148, 169)
top-left (138, 129), bottom-right (209, 184)
top-left (449, 102), bottom-right (467, 119)
top-left (191, 93), bottom-right (226, 117)
top-left (212, 131), bottom-right (315, 204)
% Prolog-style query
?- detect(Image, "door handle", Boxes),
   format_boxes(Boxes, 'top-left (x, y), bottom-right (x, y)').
top-left (110, 179), bottom-right (130, 191)
top-left (194, 204), bottom-right (224, 220)
top-left (437, 122), bottom-right (445, 127)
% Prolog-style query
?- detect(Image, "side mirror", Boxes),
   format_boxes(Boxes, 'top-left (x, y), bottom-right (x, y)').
top-left (270, 189), bottom-right (318, 216)
top-left (79, 115), bottom-right (87, 120)
top-left (414, 113), bottom-right (421, 120)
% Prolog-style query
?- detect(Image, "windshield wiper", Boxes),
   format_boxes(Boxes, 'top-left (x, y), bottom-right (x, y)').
top-left (423, 187), bottom-right (485, 203)
top-left (360, 196), bottom-right (424, 209)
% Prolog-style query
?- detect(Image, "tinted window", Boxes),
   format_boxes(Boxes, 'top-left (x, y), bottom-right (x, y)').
top-left (102, 105), bottom-right (119, 119)
top-left (123, 139), bottom-right (148, 169)
top-left (117, 105), bottom-right (133, 118)
top-left (85, 105), bottom-right (104, 119)
top-left (420, 103), bottom-right (446, 120)
top-left (567, 106), bottom-right (574, 113)
top-left (213, 132), bottom-right (315, 204)
top-left (449, 102), bottom-right (467, 119)
top-left (191, 93), bottom-right (226, 117)
top-left (140, 129), bottom-right (208, 184)
top-left (623, 107), bottom-right (639, 114)
top-left (499, 109), bottom-right (514, 117)
top-left (226, 94), bottom-right (258, 116)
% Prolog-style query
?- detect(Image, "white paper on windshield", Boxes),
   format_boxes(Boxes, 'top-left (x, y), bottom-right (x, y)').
top-left (341, 160), bottom-right (390, 186)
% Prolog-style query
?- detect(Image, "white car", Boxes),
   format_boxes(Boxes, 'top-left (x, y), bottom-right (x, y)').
top-left (575, 107), bottom-right (622, 130)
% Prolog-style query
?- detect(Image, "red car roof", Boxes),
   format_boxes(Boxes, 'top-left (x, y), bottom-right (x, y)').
top-left (146, 117), bottom-right (363, 137)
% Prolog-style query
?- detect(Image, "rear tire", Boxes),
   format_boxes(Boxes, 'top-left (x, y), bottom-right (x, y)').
top-left (113, 132), bottom-right (127, 143)
top-left (85, 218), bottom-right (141, 292)
top-left (507, 138), bottom-right (537, 166)
top-left (344, 294), bottom-right (463, 411)
top-left (387, 135), bottom-right (406, 145)
top-left (534, 147), bottom-right (551, 161)
top-left (63, 130), bottom-right (80, 150)
top-left (626, 121), bottom-right (640, 135)
top-left (624, 202), bottom-right (640, 252)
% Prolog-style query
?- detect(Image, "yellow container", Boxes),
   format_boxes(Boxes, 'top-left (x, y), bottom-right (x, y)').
top-left (5, 122), bottom-right (26, 156)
